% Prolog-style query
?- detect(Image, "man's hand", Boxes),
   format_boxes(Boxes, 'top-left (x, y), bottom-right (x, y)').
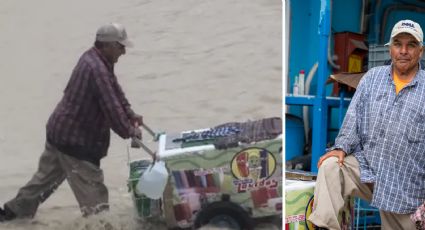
top-left (317, 149), bottom-right (347, 168)
top-left (132, 114), bottom-right (143, 127)
top-left (133, 127), bottom-right (142, 140)
top-left (131, 127), bottom-right (143, 148)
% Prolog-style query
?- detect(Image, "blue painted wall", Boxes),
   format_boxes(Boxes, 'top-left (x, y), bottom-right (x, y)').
top-left (289, 0), bottom-right (362, 94)
top-left (288, 0), bottom-right (324, 118)
top-left (288, 0), bottom-right (362, 142)
top-left (369, 0), bottom-right (425, 45)
top-left (332, 0), bottom-right (362, 33)
top-left (288, 0), bottom-right (320, 90)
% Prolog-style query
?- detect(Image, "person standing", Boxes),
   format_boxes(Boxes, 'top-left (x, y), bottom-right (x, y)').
top-left (0, 22), bottom-right (143, 221)
top-left (308, 19), bottom-right (424, 230)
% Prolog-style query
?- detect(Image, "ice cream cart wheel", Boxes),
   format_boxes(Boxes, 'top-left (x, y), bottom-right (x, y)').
top-left (194, 201), bottom-right (254, 230)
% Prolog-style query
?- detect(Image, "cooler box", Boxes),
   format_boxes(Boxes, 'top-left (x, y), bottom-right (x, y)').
top-left (285, 179), bottom-right (354, 230)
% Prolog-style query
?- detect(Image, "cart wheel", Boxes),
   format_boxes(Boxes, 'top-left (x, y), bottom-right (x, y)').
top-left (194, 201), bottom-right (253, 230)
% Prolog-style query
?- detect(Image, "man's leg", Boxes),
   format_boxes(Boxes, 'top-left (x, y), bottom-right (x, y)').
top-left (308, 155), bottom-right (373, 230)
top-left (4, 142), bottom-right (66, 218)
top-left (380, 210), bottom-right (416, 230)
top-left (57, 153), bottom-right (109, 216)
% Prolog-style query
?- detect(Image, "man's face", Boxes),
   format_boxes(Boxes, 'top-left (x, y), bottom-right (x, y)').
top-left (104, 42), bottom-right (126, 64)
top-left (390, 33), bottom-right (423, 74)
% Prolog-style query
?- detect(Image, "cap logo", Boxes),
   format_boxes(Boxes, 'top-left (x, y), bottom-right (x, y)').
top-left (401, 22), bottom-right (415, 28)
top-left (385, 20), bottom-right (423, 46)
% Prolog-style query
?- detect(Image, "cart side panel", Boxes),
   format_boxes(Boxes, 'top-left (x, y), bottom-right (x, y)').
top-left (163, 138), bottom-right (282, 228)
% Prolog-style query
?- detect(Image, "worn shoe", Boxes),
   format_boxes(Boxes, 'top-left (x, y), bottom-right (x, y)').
top-left (0, 207), bottom-right (5, 222)
top-left (0, 205), bottom-right (17, 222)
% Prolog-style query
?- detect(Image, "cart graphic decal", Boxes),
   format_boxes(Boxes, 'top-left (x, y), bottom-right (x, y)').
top-left (230, 147), bottom-right (276, 181)
top-left (230, 147), bottom-right (279, 196)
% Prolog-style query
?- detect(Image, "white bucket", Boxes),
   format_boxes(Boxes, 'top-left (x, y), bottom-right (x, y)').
top-left (136, 161), bottom-right (169, 199)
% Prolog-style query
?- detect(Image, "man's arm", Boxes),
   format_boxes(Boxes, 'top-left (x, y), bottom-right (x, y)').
top-left (91, 68), bottom-right (139, 139)
top-left (114, 79), bottom-right (143, 126)
top-left (318, 72), bottom-right (370, 167)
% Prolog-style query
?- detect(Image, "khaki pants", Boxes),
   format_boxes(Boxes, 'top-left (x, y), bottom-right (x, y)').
top-left (5, 142), bottom-right (108, 218)
top-left (308, 155), bottom-right (416, 230)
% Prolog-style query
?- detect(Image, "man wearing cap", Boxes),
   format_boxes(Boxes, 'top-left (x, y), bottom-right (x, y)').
top-left (0, 23), bottom-right (143, 221)
top-left (308, 19), bottom-right (424, 230)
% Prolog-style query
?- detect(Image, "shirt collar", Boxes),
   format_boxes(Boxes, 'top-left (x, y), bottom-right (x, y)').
top-left (388, 63), bottom-right (424, 87)
top-left (92, 47), bottom-right (114, 72)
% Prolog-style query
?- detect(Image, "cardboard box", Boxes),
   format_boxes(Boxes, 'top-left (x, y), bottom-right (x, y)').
top-left (328, 72), bottom-right (365, 89)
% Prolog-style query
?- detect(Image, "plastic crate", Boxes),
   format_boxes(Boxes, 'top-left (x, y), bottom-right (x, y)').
top-left (368, 45), bottom-right (391, 69)
top-left (128, 160), bottom-right (162, 219)
top-left (368, 44), bottom-right (425, 69)
top-left (354, 198), bottom-right (381, 229)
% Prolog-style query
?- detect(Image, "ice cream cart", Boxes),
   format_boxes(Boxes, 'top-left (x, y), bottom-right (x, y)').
top-left (128, 118), bottom-right (282, 229)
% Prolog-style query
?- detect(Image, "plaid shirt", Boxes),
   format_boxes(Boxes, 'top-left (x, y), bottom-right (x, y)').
top-left (332, 65), bottom-right (425, 213)
top-left (46, 47), bottom-right (137, 164)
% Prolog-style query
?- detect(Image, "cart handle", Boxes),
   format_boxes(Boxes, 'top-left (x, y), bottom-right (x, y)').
top-left (129, 123), bottom-right (159, 162)
top-left (141, 123), bottom-right (156, 139)
top-left (131, 137), bottom-right (156, 160)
